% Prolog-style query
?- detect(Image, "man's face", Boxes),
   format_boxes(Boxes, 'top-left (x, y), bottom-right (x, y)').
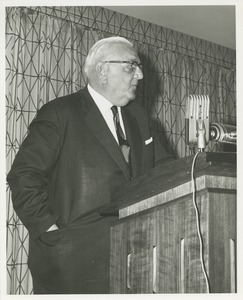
top-left (104, 44), bottom-right (143, 107)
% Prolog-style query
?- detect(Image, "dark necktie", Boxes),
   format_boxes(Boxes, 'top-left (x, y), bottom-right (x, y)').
top-left (111, 106), bottom-right (130, 164)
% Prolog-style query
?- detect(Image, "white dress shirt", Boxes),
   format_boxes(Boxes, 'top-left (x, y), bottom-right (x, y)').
top-left (87, 84), bottom-right (127, 143)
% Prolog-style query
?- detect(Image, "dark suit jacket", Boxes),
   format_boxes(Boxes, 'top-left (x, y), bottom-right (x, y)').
top-left (7, 87), bottom-right (170, 293)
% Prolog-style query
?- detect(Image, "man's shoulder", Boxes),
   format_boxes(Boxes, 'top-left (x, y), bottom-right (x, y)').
top-left (33, 88), bottom-right (89, 122)
top-left (46, 89), bottom-right (84, 107)
top-left (37, 87), bottom-right (90, 113)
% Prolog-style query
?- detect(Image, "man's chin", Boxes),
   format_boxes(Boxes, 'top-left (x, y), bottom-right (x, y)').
top-left (119, 92), bottom-right (136, 106)
top-left (129, 91), bottom-right (136, 100)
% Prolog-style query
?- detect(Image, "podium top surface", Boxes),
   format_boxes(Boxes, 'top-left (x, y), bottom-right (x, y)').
top-left (101, 152), bottom-right (236, 216)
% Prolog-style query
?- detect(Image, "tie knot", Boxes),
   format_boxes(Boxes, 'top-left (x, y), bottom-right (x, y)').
top-left (111, 106), bottom-right (118, 116)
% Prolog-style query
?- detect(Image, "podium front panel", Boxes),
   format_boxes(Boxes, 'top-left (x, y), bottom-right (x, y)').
top-left (110, 175), bottom-right (236, 293)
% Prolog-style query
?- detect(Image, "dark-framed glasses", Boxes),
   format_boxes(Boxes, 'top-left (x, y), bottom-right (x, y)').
top-left (104, 60), bottom-right (143, 72)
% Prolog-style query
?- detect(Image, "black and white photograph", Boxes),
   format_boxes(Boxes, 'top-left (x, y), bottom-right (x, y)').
top-left (1, 0), bottom-right (242, 298)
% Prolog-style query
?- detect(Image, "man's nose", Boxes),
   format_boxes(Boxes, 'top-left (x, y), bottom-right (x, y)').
top-left (134, 66), bottom-right (143, 80)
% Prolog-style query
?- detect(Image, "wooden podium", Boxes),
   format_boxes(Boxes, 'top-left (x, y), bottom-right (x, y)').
top-left (103, 152), bottom-right (237, 294)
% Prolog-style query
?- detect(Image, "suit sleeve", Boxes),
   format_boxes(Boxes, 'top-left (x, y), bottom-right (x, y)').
top-left (7, 103), bottom-right (62, 239)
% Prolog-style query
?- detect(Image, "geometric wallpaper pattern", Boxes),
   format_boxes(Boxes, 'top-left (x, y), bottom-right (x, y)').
top-left (5, 6), bottom-right (236, 294)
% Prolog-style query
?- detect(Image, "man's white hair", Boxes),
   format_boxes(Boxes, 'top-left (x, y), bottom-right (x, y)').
top-left (84, 36), bottom-right (133, 80)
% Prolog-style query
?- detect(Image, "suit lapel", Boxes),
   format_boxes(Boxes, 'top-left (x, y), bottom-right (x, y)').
top-left (122, 106), bottom-right (143, 178)
top-left (80, 88), bottom-right (131, 181)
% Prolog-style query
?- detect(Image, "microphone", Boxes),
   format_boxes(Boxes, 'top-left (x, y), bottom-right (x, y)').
top-left (185, 95), bottom-right (210, 151)
top-left (209, 123), bottom-right (236, 145)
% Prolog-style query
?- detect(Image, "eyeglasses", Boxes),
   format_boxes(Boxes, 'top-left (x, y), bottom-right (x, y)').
top-left (104, 60), bottom-right (143, 73)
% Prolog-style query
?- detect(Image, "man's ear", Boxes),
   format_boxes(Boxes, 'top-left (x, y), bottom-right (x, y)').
top-left (95, 62), bottom-right (108, 85)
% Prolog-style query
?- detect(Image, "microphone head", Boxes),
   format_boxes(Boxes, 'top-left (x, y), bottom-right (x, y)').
top-left (209, 123), bottom-right (236, 144)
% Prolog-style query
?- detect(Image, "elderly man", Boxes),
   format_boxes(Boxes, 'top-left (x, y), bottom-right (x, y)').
top-left (7, 36), bottom-right (171, 294)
